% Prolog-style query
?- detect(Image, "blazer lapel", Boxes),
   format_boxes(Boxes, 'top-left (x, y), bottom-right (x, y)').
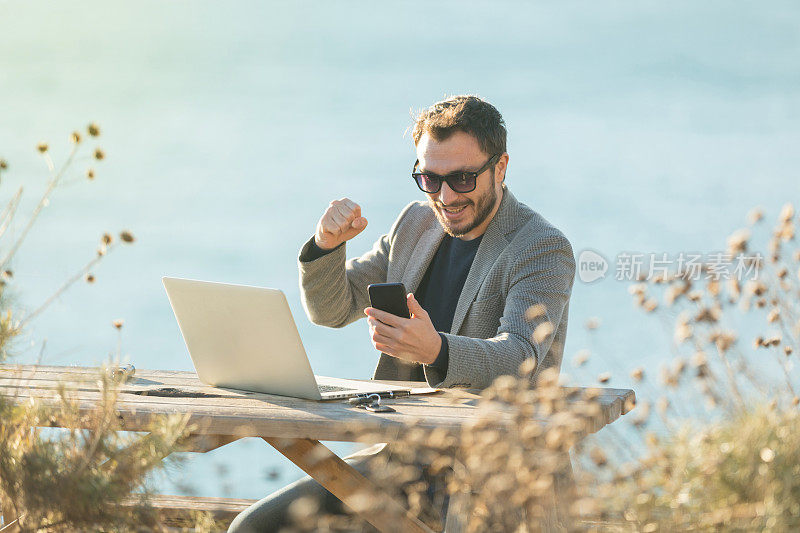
top-left (449, 189), bottom-right (518, 335)
top-left (401, 225), bottom-right (445, 293)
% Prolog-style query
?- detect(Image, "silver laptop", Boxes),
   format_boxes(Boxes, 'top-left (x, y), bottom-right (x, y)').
top-left (162, 277), bottom-right (413, 400)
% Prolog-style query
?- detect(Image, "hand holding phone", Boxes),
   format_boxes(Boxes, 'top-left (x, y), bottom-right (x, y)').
top-left (365, 283), bottom-right (442, 365)
top-left (367, 283), bottom-right (410, 319)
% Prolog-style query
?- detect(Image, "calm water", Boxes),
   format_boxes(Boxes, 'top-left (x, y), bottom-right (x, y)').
top-left (1, 0), bottom-right (799, 499)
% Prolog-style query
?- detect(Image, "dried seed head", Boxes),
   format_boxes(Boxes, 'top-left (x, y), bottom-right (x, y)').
top-left (726, 228), bottom-right (750, 254)
top-left (695, 306), bottom-right (720, 323)
top-left (747, 207), bottom-right (764, 224)
top-left (0, 159), bottom-right (7, 169)
top-left (630, 367), bottom-right (644, 382)
top-left (760, 447), bottom-right (775, 463)
top-left (525, 303), bottom-right (547, 321)
top-left (779, 203), bottom-right (795, 223)
top-left (590, 447), bottom-right (607, 467)
top-left (94, 148), bottom-right (105, 160)
top-left (643, 298), bottom-right (658, 312)
top-left (37, 142), bottom-right (48, 153)
top-left (656, 396), bottom-right (670, 415)
top-left (778, 223), bottom-right (795, 242)
top-left (707, 279), bottom-right (721, 297)
top-left (0, 270), bottom-right (12, 281)
top-left (85, 273), bottom-right (95, 283)
top-left (70, 131), bottom-right (81, 144)
top-left (287, 495), bottom-right (320, 521)
top-left (628, 283), bottom-right (647, 296)
top-left (87, 122), bottom-right (101, 137)
top-left (120, 230), bottom-right (135, 243)
top-left (102, 233), bottom-right (113, 245)
top-left (518, 357), bottom-right (537, 377)
top-left (784, 345), bottom-right (793, 356)
top-left (579, 386), bottom-right (601, 402)
top-left (532, 321), bottom-right (554, 344)
top-left (632, 401), bottom-right (651, 427)
top-left (597, 372), bottom-right (611, 384)
top-left (664, 285), bottom-right (681, 305)
top-left (691, 351), bottom-right (708, 367)
top-left (112, 319), bottom-right (124, 329)
top-left (767, 308), bottom-right (780, 323)
top-left (713, 331), bottom-right (737, 353)
top-left (572, 349), bottom-right (589, 367)
top-left (86, 168), bottom-right (95, 180)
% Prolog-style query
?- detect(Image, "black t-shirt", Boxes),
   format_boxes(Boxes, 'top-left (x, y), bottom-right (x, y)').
top-left (412, 234), bottom-right (482, 379)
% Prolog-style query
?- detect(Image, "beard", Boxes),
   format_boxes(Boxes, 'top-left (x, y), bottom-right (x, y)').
top-left (431, 183), bottom-right (499, 238)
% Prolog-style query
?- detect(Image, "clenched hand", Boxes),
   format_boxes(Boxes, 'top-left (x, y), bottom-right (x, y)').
top-left (314, 198), bottom-right (368, 251)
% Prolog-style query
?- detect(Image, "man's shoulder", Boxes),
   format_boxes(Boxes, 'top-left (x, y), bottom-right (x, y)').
top-left (507, 199), bottom-right (574, 258)
top-left (391, 200), bottom-right (436, 232)
top-left (508, 197), bottom-right (571, 243)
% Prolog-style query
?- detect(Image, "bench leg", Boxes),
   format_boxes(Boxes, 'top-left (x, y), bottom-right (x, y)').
top-left (263, 437), bottom-right (433, 533)
top-left (442, 489), bottom-right (469, 533)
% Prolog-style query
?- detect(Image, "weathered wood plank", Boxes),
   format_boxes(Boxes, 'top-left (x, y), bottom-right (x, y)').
top-left (119, 493), bottom-right (257, 528)
top-left (0, 373), bottom-right (632, 416)
top-left (0, 365), bottom-right (635, 400)
top-left (0, 365), bottom-right (635, 442)
top-left (178, 433), bottom-right (242, 453)
top-left (0, 390), bottom-right (625, 444)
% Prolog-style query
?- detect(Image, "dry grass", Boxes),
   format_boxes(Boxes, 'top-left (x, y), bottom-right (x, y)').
top-left (0, 129), bottom-right (209, 532)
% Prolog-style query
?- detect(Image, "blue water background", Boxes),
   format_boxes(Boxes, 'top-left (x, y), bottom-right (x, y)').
top-left (1, 0), bottom-right (799, 499)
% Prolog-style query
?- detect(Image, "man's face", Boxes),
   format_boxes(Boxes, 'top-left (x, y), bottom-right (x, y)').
top-left (415, 131), bottom-right (508, 240)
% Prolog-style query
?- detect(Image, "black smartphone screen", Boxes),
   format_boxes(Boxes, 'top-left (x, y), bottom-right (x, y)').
top-left (367, 282), bottom-right (411, 319)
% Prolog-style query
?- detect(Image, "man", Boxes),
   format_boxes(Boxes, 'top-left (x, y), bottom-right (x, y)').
top-left (229, 95), bottom-right (575, 532)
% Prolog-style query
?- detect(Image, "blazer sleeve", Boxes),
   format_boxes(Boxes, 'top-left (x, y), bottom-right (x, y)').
top-left (424, 232), bottom-right (576, 388)
top-left (297, 202), bottom-right (417, 329)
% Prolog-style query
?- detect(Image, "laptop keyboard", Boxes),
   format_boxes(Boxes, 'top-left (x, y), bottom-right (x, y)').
top-left (318, 384), bottom-right (356, 393)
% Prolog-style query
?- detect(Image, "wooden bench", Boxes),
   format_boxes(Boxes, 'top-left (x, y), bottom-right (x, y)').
top-left (120, 494), bottom-right (257, 529)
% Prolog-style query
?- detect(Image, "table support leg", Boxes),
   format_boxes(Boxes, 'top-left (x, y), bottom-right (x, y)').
top-left (179, 433), bottom-right (241, 453)
top-left (263, 437), bottom-right (434, 533)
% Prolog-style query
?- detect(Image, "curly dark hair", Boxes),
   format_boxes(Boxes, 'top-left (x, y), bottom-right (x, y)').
top-left (412, 95), bottom-right (507, 156)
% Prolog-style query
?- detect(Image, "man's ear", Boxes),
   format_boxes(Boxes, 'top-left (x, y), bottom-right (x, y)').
top-left (495, 152), bottom-right (510, 184)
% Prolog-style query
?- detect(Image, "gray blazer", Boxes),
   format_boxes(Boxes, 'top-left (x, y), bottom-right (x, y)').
top-left (297, 188), bottom-right (576, 389)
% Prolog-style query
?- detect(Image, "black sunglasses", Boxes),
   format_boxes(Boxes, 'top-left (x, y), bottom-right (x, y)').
top-left (412, 154), bottom-right (500, 194)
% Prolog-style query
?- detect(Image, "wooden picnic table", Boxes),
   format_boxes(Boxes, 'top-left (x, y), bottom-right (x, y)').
top-left (0, 364), bottom-right (635, 532)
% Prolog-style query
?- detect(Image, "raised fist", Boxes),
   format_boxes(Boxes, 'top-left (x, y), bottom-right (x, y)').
top-left (314, 198), bottom-right (368, 251)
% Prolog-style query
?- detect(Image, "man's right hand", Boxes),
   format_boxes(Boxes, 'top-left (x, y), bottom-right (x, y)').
top-left (314, 198), bottom-right (368, 251)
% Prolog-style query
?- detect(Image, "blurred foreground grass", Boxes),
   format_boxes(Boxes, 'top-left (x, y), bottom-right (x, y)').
top-left (0, 130), bottom-right (216, 532)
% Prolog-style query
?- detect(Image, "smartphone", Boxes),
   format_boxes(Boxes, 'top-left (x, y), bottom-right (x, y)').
top-left (368, 282), bottom-right (411, 319)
